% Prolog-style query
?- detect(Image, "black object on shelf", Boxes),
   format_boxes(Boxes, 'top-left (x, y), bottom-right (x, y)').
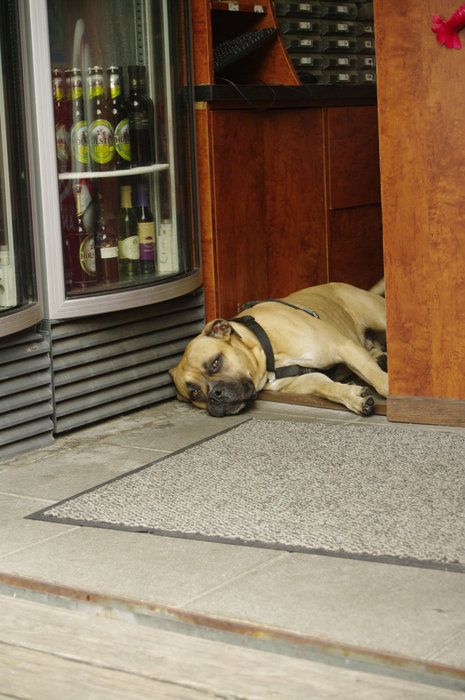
top-left (195, 83), bottom-right (377, 106)
top-left (213, 27), bottom-right (279, 74)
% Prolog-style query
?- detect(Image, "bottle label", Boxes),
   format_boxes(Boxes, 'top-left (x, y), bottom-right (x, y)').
top-left (137, 221), bottom-right (155, 260)
top-left (71, 84), bottom-right (83, 100)
top-left (132, 113), bottom-right (150, 130)
top-left (115, 118), bottom-right (131, 161)
top-left (89, 119), bottom-right (115, 164)
top-left (119, 235), bottom-right (139, 260)
top-left (90, 82), bottom-right (104, 99)
top-left (53, 77), bottom-right (64, 102)
top-left (79, 236), bottom-right (96, 275)
top-left (71, 121), bottom-right (89, 165)
top-left (110, 83), bottom-right (121, 100)
top-left (99, 246), bottom-right (119, 259)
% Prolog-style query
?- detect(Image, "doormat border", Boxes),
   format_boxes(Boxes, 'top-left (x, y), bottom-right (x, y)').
top-left (26, 419), bottom-right (464, 573)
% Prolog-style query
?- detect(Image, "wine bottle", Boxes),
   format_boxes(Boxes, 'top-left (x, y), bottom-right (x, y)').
top-left (157, 170), bottom-right (178, 273)
top-left (135, 182), bottom-right (156, 275)
top-left (118, 185), bottom-right (140, 279)
top-left (95, 183), bottom-right (119, 284)
top-left (107, 66), bottom-right (131, 170)
top-left (87, 66), bottom-right (115, 171)
top-left (137, 65), bottom-right (155, 164)
top-left (127, 65), bottom-right (155, 167)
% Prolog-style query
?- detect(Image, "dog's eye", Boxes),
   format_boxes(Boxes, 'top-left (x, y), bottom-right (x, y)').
top-left (190, 387), bottom-right (201, 400)
top-left (209, 355), bottom-right (222, 374)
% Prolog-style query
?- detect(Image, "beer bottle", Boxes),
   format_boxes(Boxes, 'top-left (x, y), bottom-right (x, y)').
top-left (69, 69), bottom-right (89, 172)
top-left (60, 179), bottom-right (77, 292)
top-left (107, 66), bottom-right (131, 170)
top-left (87, 66), bottom-right (115, 171)
top-left (127, 65), bottom-right (155, 167)
top-left (118, 185), bottom-right (140, 279)
top-left (95, 183), bottom-right (119, 284)
top-left (67, 182), bottom-right (96, 289)
top-left (135, 182), bottom-right (156, 275)
top-left (52, 68), bottom-right (70, 173)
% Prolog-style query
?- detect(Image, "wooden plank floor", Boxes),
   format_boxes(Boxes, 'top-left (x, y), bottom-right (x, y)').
top-left (0, 594), bottom-right (462, 700)
top-left (259, 389), bottom-right (387, 415)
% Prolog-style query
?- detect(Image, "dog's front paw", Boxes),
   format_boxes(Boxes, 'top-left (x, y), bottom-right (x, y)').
top-left (340, 384), bottom-right (375, 416)
top-left (343, 384), bottom-right (376, 415)
top-left (359, 387), bottom-right (375, 416)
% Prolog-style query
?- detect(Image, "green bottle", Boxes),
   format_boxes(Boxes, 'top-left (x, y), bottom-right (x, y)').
top-left (118, 185), bottom-right (141, 279)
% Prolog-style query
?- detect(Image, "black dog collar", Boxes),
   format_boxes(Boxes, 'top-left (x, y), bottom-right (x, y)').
top-left (230, 301), bottom-right (321, 380)
top-left (230, 315), bottom-right (276, 372)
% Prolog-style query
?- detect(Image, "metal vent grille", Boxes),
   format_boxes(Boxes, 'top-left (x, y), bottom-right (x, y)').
top-left (50, 289), bottom-right (205, 433)
top-left (0, 328), bottom-right (54, 460)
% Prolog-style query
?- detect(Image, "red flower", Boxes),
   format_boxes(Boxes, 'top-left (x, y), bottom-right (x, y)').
top-left (431, 4), bottom-right (465, 49)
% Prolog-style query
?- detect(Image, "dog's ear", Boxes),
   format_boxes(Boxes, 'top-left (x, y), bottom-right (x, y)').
top-left (202, 319), bottom-right (233, 339)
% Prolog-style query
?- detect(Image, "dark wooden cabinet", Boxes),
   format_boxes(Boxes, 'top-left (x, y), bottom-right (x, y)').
top-left (196, 99), bottom-right (383, 319)
top-left (192, 0), bottom-right (383, 319)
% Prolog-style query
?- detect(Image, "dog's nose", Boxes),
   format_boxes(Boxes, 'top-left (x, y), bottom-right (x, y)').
top-left (209, 382), bottom-right (229, 402)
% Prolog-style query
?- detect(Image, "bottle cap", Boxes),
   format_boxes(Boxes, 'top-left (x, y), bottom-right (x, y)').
top-left (120, 185), bottom-right (132, 207)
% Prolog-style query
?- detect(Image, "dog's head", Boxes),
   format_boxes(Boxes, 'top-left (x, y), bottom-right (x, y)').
top-left (169, 319), bottom-right (263, 417)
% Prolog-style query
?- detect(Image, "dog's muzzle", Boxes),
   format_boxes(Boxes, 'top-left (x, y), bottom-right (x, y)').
top-left (207, 379), bottom-right (257, 417)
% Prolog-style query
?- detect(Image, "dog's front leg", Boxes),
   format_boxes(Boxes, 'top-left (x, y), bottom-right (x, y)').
top-left (335, 339), bottom-right (388, 398)
top-left (267, 373), bottom-right (377, 416)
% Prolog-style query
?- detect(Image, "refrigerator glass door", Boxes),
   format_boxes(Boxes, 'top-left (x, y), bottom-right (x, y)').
top-left (26, 0), bottom-right (200, 319)
top-left (0, 0), bottom-right (42, 337)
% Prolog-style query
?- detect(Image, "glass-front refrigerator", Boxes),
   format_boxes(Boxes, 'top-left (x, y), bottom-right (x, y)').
top-left (0, 0), bottom-right (52, 461)
top-left (0, 0), bottom-right (43, 338)
top-left (1, 0), bottom-right (204, 446)
top-left (25, 0), bottom-right (201, 320)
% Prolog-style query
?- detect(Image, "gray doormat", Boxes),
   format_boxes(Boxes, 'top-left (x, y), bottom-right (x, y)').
top-left (27, 419), bottom-right (465, 572)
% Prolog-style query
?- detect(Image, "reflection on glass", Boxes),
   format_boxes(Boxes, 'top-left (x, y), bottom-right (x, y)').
top-left (0, 0), bottom-right (38, 316)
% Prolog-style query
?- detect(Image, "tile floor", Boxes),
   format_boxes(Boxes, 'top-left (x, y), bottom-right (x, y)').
top-left (0, 398), bottom-right (464, 691)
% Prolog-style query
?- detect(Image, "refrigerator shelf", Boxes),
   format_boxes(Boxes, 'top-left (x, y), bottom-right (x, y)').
top-left (58, 163), bottom-right (170, 181)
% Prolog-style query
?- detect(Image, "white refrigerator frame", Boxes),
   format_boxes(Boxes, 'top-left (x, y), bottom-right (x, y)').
top-left (24, 0), bottom-right (201, 321)
top-left (0, 0), bottom-right (44, 338)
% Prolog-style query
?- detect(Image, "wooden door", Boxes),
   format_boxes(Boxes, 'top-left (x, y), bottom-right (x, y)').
top-left (375, 0), bottom-right (465, 425)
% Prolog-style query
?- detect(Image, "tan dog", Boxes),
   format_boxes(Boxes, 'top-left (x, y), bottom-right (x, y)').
top-left (169, 282), bottom-right (387, 417)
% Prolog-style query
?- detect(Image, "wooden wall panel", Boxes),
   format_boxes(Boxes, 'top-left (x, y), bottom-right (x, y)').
top-left (375, 0), bottom-right (465, 400)
top-left (194, 105), bottom-right (217, 321)
top-left (328, 205), bottom-right (383, 289)
top-left (205, 108), bottom-right (328, 317)
top-left (210, 110), bottom-right (270, 319)
top-left (265, 109), bottom-right (327, 299)
top-left (327, 106), bottom-right (381, 210)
